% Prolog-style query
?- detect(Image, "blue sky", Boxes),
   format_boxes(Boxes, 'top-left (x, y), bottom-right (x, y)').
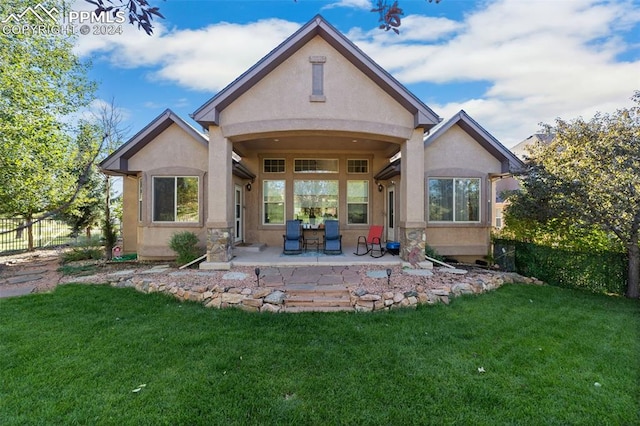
top-left (71, 0), bottom-right (640, 147)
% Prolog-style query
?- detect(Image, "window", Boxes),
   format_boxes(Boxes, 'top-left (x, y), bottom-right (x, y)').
top-left (294, 159), bottom-right (338, 173)
top-left (428, 178), bottom-right (480, 222)
top-left (263, 180), bottom-right (285, 224)
top-left (153, 177), bottom-right (199, 222)
top-left (263, 158), bottom-right (285, 173)
top-left (347, 159), bottom-right (368, 174)
top-left (138, 178), bottom-right (143, 222)
top-left (347, 180), bottom-right (369, 224)
top-left (293, 180), bottom-right (338, 225)
top-left (309, 55), bottom-right (326, 102)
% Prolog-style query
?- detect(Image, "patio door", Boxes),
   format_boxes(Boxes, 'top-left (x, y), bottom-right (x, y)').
top-left (387, 186), bottom-right (395, 241)
top-left (234, 185), bottom-right (243, 243)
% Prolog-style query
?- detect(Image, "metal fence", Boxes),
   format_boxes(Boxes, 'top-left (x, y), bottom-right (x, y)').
top-left (0, 218), bottom-right (81, 255)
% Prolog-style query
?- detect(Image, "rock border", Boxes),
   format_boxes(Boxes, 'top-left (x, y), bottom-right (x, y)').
top-left (107, 271), bottom-right (544, 313)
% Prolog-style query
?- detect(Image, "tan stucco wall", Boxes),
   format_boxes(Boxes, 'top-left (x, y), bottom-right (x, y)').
top-left (239, 153), bottom-right (388, 248)
top-left (121, 176), bottom-right (138, 254)
top-left (126, 123), bottom-right (209, 260)
top-left (128, 123), bottom-right (208, 172)
top-left (220, 36), bottom-right (414, 141)
top-left (425, 125), bottom-right (502, 174)
top-left (424, 124), bottom-right (503, 261)
top-left (136, 226), bottom-right (207, 261)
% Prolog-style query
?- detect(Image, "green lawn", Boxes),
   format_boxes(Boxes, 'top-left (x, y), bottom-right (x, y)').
top-left (1, 284), bottom-right (638, 425)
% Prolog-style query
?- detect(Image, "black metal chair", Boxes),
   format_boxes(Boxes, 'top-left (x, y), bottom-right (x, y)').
top-left (282, 220), bottom-right (303, 254)
top-left (323, 220), bottom-right (342, 254)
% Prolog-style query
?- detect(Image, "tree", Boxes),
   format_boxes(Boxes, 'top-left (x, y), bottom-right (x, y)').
top-left (94, 99), bottom-right (130, 259)
top-left (0, 0), bottom-right (96, 249)
top-left (506, 93), bottom-right (640, 298)
top-left (372, 0), bottom-right (441, 34)
top-left (87, 0), bottom-right (164, 35)
top-left (93, 0), bottom-right (442, 36)
top-left (58, 123), bottom-right (106, 239)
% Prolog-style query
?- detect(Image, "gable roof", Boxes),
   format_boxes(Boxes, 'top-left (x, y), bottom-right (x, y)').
top-left (100, 109), bottom-right (208, 174)
top-left (510, 133), bottom-right (555, 160)
top-left (423, 110), bottom-right (524, 173)
top-left (191, 15), bottom-right (440, 130)
top-left (99, 109), bottom-right (255, 180)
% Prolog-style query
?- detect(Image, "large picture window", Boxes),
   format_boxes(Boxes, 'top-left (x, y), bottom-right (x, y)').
top-left (153, 176), bottom-right (199, 222)
top-left (347, 180), bottom-right (368, 224)
top-left (263, 180), bottom-right (285, 224)
top-left (428, 178), bottom-right (480, 222)
top-left (293, 180), bottom-right (338, 225)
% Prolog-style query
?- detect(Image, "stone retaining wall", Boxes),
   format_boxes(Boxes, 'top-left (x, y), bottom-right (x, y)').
top-left (108, 271), bottom-right (543, 313)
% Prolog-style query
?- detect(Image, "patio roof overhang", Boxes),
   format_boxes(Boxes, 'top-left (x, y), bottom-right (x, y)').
top-left (230, 132), bottom-right (403, 158)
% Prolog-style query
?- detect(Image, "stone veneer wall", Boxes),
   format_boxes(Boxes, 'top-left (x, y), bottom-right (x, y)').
top-left (399, 227), bottom-right (426, 262)
top-left (108, 272), bottom-right (543, 313)
top-left (207, 227), bottom-right (233, 262)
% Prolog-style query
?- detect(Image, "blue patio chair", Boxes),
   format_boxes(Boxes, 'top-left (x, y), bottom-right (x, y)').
top-left (323, 220), bottom-right (342, 255)
top-left (282, 220), bottom-right (303, 254)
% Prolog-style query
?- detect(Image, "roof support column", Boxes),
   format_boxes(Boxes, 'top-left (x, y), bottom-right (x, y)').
top-left (398, 129), bottom-right (426, 263)
top-left (201, 126), bottom-right (234, 269)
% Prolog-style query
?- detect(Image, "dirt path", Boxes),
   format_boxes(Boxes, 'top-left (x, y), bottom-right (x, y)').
top-left (0, 250), bottom-right (63, 298)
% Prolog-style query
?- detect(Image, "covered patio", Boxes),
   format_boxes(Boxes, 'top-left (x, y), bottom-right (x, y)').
top-left (221, 244), bottom-right (416, 268)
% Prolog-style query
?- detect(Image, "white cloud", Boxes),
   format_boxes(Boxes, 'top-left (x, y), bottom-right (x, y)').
top-left (75, 19), bottom-right (300, 92)
top-left (322, 0), bottom-right (371, 11)
top-left (352, 0), bottom-right (640, 145)
top-left (74, 0), bottom-right (640, 145)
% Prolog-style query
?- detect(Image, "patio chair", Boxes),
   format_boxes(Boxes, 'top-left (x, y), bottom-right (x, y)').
top-left (282, 220), bottom-right (303, 255)
top-left (322, 220), bottom-right (342, 255)
top-left (354, 225), bottom-right (385, 258)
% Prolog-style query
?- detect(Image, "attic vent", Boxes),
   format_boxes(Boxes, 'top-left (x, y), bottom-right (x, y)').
top-left (309, 56), bottom-right (326, 102)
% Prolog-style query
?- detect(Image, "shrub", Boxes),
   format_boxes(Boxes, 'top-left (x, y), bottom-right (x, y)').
top-left (169, 232), bottom-right (201, 265)
top-left (425, 244), bottom-right (444, 262)
top-left (62, 237), bottom-right (104, 263)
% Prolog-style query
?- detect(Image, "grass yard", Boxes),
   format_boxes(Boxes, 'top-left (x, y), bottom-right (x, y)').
top-left (1, 284), bottom-right (638, 425)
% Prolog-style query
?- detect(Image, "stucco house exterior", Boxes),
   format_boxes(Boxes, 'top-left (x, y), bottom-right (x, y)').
top-left (101, 15), bottom-right (523, 268)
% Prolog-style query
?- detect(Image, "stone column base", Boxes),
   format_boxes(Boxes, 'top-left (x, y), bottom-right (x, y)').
top-left (207, 226), bottom-right (234, 263)
top-left (399, 227), bottom-right (426, 263)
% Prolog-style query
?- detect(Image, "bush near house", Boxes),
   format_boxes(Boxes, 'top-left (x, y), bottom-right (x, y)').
top-left (169, 231), bottom-right (200, 265)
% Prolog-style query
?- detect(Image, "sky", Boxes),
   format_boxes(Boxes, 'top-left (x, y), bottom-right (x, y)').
top-left (70, 0), bottom-right (640, 147)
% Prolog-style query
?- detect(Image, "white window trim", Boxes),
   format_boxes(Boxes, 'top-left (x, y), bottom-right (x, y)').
top-left (347, 180), bottom-right (369, 225)
top-left (262, 180), bottom-right (286, 225)
top-left (151, 176), bottom-right (200, 223)
top-left (293, 158), bottom-right (339, 174)
top-left (428, 177), bottom-right (481, 224)
top-left (346, 159), bottom-right (369, 174)
top-left (263, 158), bottom-right (286, 173)
top-left (138, 177), bottom-right (143, 222)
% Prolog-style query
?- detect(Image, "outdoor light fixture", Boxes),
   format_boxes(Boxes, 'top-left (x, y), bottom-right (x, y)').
top-left (386, 268), bottom-right (392, 286)
top-left (246, 178), bottom-right (255, 191)
top-left (255, 267), bottom-right (261, 286)
top-left (377, 182), bottom-right (384, 192)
